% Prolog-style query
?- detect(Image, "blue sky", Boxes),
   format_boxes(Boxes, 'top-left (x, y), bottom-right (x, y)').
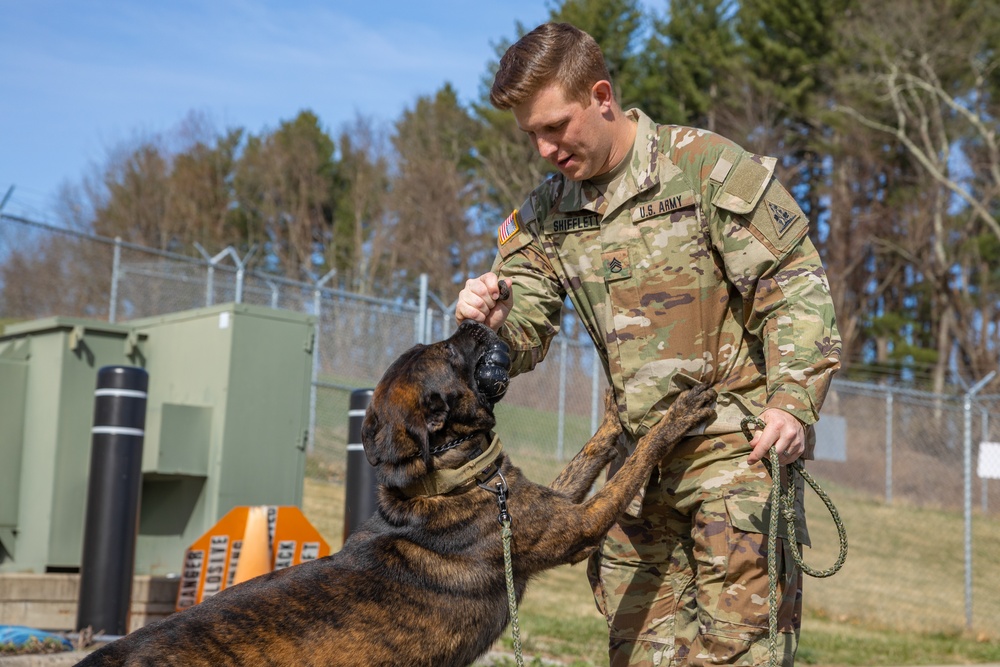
top-left (0, 1), bottom-right (553, 220)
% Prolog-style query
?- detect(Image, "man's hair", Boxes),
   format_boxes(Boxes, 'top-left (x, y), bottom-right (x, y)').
top-left (490, 22), bottom-right (611, 110)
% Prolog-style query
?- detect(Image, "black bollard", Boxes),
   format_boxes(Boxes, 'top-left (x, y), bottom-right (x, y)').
top-left (76, 366), bottom-right (148, 636)
top-left (343, 389), bottom-right (378, 541)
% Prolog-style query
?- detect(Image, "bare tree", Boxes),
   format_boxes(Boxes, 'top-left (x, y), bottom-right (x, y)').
top-left (390, 85), bottom-right (488, 299)
top-left (472, 107), bottom-right (551, 218)
top-left (234, 111), bottom-right (337, 280)
top-left (834, 0), bottom-right (1000, 387)
top-left (333, 115), bottom-right (393, 295)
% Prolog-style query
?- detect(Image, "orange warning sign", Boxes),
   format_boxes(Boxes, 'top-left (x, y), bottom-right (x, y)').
top-left (175, 505), bottom-right (331, 612)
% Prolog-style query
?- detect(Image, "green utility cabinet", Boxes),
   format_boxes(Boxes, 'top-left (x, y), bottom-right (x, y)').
top-left (0, 319), bottom-right (143, 571)
top-left (0, 303), bottom-right (315, 576)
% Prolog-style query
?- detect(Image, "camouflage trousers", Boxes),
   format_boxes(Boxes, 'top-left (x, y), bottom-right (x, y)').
top-left (588, 432), bottom-right (807, 666)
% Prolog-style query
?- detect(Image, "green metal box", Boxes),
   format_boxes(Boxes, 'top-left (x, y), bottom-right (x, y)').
top-left (129, 303), bottom-right (315, 574)
top-left (0, 319), bottom-right (143, 570)
top-left (0, 303), bottom-right (315, 576)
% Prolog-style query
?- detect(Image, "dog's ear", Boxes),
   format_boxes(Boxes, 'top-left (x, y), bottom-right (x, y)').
top-left (361, 398), bottom-right (430, 473)
top-left (424, 391), bottom-right (448, 434)
top-left (361, 410), bottom-right (382, 467)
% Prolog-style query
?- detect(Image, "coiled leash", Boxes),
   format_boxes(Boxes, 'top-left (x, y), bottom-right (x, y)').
top-left (741, 416), bottom-right (848, 667)
top-left (480, 471), bottom-right (524, 667)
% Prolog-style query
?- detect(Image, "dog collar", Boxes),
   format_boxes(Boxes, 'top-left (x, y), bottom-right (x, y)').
top-left (430, 433), bottom-right (474, 455)
top-left (401, 433), bottom-right (503, 498)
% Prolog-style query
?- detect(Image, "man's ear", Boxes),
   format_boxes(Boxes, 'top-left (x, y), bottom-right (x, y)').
top-left (592, 80), bottom-right (615, 111)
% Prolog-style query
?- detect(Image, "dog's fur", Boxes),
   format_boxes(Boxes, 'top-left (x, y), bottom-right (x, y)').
top-left (77, 321), bottom-right (715, 667)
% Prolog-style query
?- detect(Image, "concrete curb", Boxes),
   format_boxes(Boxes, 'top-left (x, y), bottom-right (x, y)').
top-left (0, 653), bottom-right (89, 666)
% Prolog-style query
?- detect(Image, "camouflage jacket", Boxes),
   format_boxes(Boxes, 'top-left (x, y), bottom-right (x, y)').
top-left (491, 109), bottom-right (841, 451)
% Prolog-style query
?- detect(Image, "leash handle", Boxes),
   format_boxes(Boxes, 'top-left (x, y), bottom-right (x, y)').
top-left (741, 415), bottom-right (848, 667)
top-left (740, 416), bottom-right (849, 577)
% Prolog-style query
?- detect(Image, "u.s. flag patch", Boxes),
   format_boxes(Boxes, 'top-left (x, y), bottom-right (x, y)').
top-left (497, 209), bottom-right (521, 246)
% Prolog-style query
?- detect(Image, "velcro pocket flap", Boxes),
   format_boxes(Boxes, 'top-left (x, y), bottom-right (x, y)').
top-left (713, 154), bottom-right (777, 215)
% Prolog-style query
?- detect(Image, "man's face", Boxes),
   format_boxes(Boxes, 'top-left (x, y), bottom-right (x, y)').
top-left (512, 81), bottom-right (614, 182)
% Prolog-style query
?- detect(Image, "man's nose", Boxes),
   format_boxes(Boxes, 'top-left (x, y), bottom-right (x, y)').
top-left (536, 136), bottom-right (558, 160)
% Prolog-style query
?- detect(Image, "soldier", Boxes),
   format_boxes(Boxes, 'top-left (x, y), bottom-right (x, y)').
top-left (455, 21), bottom-right (841, 667)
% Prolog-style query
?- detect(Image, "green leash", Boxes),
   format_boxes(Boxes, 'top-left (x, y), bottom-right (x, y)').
top-left (741, 416), bottom-right (849, 667)
top-left (484, 472), bottom-right (524, 667)
top-left (501, 519), bottom-right (523, 667)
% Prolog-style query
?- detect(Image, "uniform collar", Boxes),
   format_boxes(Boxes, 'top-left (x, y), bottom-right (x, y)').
top-left (558, 108), bottom-right (662, 216)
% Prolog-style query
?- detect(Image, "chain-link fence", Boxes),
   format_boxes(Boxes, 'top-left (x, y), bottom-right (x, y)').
top-left (2, 212), bottom-right (998, 635)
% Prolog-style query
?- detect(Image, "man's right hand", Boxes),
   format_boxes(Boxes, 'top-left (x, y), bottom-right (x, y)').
top-left (455, 272), bottom-right (512, 332)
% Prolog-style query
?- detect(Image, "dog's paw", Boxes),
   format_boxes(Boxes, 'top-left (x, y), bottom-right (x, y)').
top-left (669, 383), bottom-right (717, 420)
top-left (645, 384), bottom-right (717, 449)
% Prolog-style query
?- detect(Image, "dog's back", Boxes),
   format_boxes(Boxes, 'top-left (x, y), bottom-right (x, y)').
top-left (77, 510), bottom-right (513, 667)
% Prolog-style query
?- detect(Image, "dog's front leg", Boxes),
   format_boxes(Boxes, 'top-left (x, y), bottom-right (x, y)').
top-left (518, 385), bottom-right (716, 568)
top-left (549, 389), bottom-right (622, 502)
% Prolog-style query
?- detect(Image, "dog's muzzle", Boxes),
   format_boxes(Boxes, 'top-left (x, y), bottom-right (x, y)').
top-left (475, 339), bottom-right (511, 405)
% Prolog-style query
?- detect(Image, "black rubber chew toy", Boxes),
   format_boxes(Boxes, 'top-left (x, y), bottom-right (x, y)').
top-left (475, 338), bottom-right (511, 405)
top-left (497, 280), bottom-right (511, 302)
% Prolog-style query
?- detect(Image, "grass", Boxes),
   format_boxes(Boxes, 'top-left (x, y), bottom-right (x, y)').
top-left (304, 383), bottom-right (1000, 664)
top-left (299, 465), bottom-right (1000, 666)
top-left (0, 637), bottom-right (71, 656)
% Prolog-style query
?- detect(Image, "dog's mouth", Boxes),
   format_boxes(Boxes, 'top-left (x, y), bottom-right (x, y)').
top-left (475, 338), bottom-right (511, 405)
top-left (460, 322), bottom-right (511, 406)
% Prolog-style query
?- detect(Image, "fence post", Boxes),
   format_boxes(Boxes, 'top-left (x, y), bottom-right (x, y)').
top-left (885, 390), bottom-right (893, 504)
top-left (308, 271), bottom-right (336, 454)
top-left (556, 337), bottom-right (568, 461)
top-left (108, 236), bottom-right (122, 323)
top-left (417, 274), bottom-right (428, 344)
top-left (194, 243), bottom-right (216, 307)
top-left (235, 260), bottom-right (245, 304)
top-left (231, 245), bottom-right (256, 304)
top-left (591, 347), bottom-right (601, 435)
top-left (983, 407), bottom-right (990, 514)
top-left (962, 371), bottom-right (996, 631)
top-left (267, 279), bottom-right (279, 309)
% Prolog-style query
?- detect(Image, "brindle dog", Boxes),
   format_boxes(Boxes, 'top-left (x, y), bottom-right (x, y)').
top-left (77, 320), bottom-right (715, 667)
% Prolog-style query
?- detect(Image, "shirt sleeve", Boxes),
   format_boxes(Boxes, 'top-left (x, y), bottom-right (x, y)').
top-left (489, 208), bottom-right (566, 377)
top-left (709, 154), bottom-right (842, 425)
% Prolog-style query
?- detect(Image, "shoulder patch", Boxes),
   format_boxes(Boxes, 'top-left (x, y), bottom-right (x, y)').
top-left (498, 209), bottom-right (521, 246)
top-left (767, 200), bottom-right (800, 238)
top-left (746, 180), bottom-right (809, 254)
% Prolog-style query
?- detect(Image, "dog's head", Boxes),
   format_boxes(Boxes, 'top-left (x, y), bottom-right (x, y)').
top-left (361, 321), bottom-right (511, 489)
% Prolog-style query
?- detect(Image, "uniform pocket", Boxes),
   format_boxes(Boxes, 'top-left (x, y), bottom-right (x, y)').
top-left (691, 493), bottom-right (803, 663)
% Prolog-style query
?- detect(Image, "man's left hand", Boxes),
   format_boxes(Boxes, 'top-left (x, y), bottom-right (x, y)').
top-left (746, 408), bottom-right (805, 466)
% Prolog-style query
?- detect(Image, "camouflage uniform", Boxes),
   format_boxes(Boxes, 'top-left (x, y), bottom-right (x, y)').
top-left (490, 109), bottom-right (841, 665)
